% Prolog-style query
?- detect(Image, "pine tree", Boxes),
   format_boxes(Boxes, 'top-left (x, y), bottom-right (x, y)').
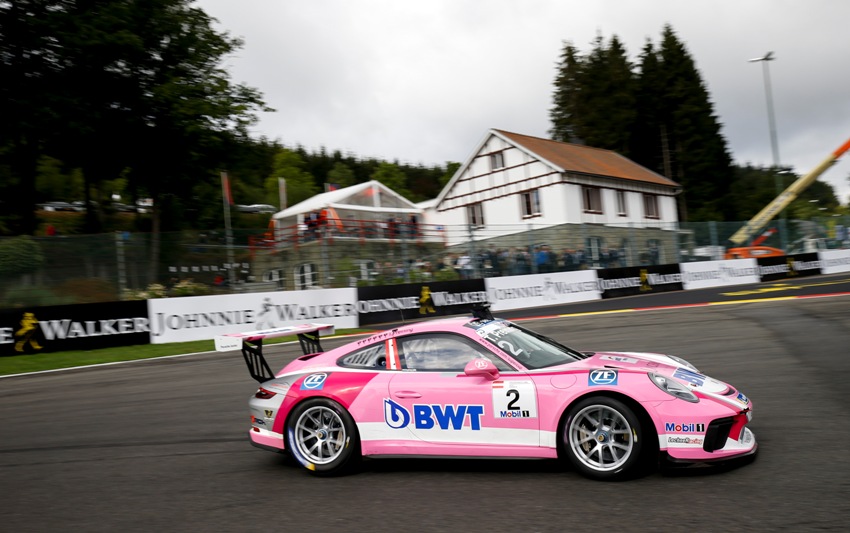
top-left (654, 25), bottom-right (734, 220)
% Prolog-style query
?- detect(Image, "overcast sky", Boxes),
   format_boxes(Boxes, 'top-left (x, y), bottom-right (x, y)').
top-left (196, 0), bottom-right (850, 204)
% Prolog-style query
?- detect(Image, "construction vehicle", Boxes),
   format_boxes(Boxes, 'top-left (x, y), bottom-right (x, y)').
top-left (727, 137), bottom-right (850, 252)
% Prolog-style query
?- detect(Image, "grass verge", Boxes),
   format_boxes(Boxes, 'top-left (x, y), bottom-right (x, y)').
top-left (0, 330), bottom-right (371, 377)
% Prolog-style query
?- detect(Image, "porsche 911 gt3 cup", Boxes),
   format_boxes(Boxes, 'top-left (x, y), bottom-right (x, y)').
top-left (215, 305), bottom-right (756, 480)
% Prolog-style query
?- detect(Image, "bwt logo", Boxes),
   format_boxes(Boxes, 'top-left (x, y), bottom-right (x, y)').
top-left (384, 399), bottom-right (484, 430)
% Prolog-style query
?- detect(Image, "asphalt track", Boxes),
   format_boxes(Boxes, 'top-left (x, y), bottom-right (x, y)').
top-left (2, 274), bottom-right (850, 532)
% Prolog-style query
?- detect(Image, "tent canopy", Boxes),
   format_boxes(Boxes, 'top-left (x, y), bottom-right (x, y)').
top-left (272, 180), bottom-right (422, 225)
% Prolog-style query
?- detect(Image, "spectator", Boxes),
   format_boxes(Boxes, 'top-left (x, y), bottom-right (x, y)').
top-left (649, 243), bottom-right (660, 265)
top-left (513, 247), bottom-right (530, 275)
top-left (561, 249), bottom-right (575, 271)
top-left (575, 248), bottom-right (587, 270)
top-left (457, 252), bottom-right (473, 279)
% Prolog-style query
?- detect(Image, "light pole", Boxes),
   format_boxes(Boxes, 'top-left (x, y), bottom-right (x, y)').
top-left (749, 51), bottom-right (787, 249)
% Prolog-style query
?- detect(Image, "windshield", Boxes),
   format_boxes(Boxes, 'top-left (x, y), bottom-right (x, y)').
top-left (466, 319), bottom-right (584, 369)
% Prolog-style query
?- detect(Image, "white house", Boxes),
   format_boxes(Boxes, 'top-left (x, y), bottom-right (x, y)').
top-left (429, 129), bottom-right (681, 246)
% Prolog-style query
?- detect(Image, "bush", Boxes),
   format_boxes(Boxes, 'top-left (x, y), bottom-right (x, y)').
top-left (54, 278), bottom-right (118, 304)
top-left (122, 283), bottom-right (168, 300)
top-left (0, 285), bottom-right (74, 308)
top-left (0, 236), bottom-right (44, 277)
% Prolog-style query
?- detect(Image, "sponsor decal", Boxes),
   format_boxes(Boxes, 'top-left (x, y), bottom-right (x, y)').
top-left (600, 355), bottom-right (638, 364)
top-left (484, 271), bottom-right (601, 312)
top-left (383, 398), bottom-right (484, 430)
top-left (14, 312), bottom-right (43, 353)
top-left (665, 422), bottom-right (706, 433)
top-left (667, 436), bottom-right (704, 445)
top-left (214, 336), bottom-right (241, 352)
top-left (264, 409), bottom-right (274, 418)
top-left (736, 392), bottom-right (749, 405)
top-left (597, 265), bottom-right (684, 299)
top-left (492, 380), bottom-right (538, 419)
top-left (673, 367), bottom-right (706, 387)
top-left (152, 309), bottom-right (255, 336)
top-left (588, 369), bottom-right (618, 386)
top-left (300, 373), bottom-right (329, 390)
top-left (419, 287), bottom-right (436, 315)
top-left (254, 296), bottom-right (357, 330)
top-left (357, 280), bottom-right (487, 325)
top-left (356, 328), bottom-right (414, 346)
top-left (1, 302), bottom-right (151, 356)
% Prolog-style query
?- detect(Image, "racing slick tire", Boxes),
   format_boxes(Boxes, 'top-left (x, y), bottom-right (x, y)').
top-left (285, 398), bottom-right (361, 476)
top-left (562, 396), bottom-right (645, 480)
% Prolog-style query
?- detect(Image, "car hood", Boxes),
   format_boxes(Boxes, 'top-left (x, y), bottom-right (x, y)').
top-left (573, 351), bottom-right (735, 397)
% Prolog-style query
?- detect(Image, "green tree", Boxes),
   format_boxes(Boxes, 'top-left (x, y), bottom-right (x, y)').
top-left (549, 25), bottom-right (735, 222)
top-left (549, 42), bottom-right (583, 143)
top-left (266, 148), bottom-right (319, 208)
top-left (2, 1), bottom-right (269, 281)
top-left (35, 156), bottom-right (84, 201)
top-left (0, 235), bottom-right (44, 277)
top-left (370, 162), bottom-right (412, 200)
top-left (326, 162), bottom-right (357, 189)
top-left (440, 162), bottom-right (461, 189)
top-left (0, 1), bottom-right (65, 234)
top-left (654, 25), bottom-right (733, 221)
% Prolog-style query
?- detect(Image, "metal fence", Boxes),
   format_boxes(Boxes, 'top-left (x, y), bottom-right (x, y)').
top-left (2, 216), bottom-right (848, 308)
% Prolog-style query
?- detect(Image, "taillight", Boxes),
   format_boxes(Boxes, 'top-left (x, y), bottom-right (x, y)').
top-left (255, 387), bottom-right (276, 399)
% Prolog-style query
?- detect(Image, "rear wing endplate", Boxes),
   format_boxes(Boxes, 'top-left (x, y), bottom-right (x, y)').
top-left (214, 323), bottom-right (336, 383)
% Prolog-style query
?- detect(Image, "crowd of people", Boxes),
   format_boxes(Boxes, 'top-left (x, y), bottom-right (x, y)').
top-left (300, 211), bottom-right (419, 241)
top-left (369, 243), bottom-right (662, 284)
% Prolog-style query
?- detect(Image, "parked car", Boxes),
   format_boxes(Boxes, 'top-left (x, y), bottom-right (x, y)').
top-left (237, 204), bottom-right (277, 214)
top-left (38, 201), bottom-right (81, 212)
top-left (215, 305), bottom-right (757, 480)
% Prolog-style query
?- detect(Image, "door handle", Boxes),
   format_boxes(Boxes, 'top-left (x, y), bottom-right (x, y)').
top-left (393, 390), bottom-right (422, 398)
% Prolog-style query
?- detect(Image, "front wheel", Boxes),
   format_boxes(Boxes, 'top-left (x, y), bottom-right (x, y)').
top-left (286, 398), bottom-right (360, 476)
top-left (563, 396), bottom-right (644, 480)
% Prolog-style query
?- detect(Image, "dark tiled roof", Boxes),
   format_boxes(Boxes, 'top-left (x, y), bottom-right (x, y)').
top-left (495, 129), bottom-right (680, 188)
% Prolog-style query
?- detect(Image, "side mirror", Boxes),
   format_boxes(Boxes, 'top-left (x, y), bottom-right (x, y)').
top-left (464, 358), bottom-right (500, 380)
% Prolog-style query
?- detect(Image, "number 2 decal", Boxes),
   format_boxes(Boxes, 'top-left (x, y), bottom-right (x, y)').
top-left (506, 389), bottom-right (520, 410)
top-left (492, 381), bottom-right (538, 419)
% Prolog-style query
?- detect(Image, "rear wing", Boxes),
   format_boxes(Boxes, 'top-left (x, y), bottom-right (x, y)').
top-left (215, 323), bottom-right (336, 383)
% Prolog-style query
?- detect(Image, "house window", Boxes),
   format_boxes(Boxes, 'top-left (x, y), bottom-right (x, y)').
top-left (294, 263), bottom-right (318, 290)
top-left (616, 190), bottom-right (628, 217)
top-left (467, 202), bottom-right (485, 228)
top-left (489, 151), bottom-right (505, 170)
top-left (585, 236), bottom-right (604, 268)
top-left (521, 189), bottom-right (541, 218)
top-left (643, 194), bottom-right (659, 219)
top-left (582, 187), bottom-right (602, 214)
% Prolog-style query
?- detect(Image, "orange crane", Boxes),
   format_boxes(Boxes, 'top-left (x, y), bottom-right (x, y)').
top-left (728, 137), bottom-right (850, 247)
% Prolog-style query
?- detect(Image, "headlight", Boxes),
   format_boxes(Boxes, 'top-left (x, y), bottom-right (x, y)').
top-left (666, 355), bottom-right (699, 373)
top-left (649, 372), bottom-right (699, 403)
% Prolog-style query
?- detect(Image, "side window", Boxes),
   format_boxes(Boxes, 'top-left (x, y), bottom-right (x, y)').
top-left (398, 333), bottom-right (512, 372)
top-left (338, 343), bottom-right (387, 369)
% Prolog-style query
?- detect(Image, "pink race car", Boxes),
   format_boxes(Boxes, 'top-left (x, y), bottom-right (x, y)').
top-left (215, 306), bottom-right (756, 480)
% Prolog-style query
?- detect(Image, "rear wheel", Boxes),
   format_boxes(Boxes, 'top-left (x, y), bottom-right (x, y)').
top-left (563, 396), bottom-right (644, 480)
top-left (286, 398), bottom-right (360, 475)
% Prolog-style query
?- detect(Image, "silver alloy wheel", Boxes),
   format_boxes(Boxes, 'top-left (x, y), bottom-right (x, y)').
top-left (568, 403), bottom-right (635, 472)
top-left (293, 405), bottom-right (347, 465)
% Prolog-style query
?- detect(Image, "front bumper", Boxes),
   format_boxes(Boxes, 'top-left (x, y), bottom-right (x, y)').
top-left (654, 399), bottom-right (756, 462)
